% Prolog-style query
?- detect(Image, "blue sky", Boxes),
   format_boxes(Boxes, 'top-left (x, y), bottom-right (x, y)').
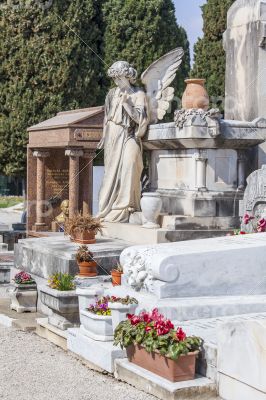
top-left (173, 0), bottom-right (206, 62)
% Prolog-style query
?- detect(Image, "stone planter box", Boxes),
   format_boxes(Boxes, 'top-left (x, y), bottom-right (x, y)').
top-left (0, 266), bottom-right (11, 284)
top-left (80, 309), bottom-right (113, 341)
top-left (10, 283), bottom-right (37, 313)
top-left (109, 302), bottom-right (138, 332)
top-left (127, 344), bottom-right (198, 383)
top-left (40, 285), bottom-right (79, 330)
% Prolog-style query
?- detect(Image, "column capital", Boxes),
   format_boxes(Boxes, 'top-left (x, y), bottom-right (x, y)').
top-left (65, 149), bottom-right (84, 158)
top-left (33, 150), bottom-right (50, 158)
top-left (83, 150), bottom-right (96, 159)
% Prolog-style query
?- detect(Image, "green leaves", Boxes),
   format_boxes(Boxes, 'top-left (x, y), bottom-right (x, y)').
top-left (0, 0), bottom-right (105, 175)
top-left (114, 319), bottom-right (202, 361)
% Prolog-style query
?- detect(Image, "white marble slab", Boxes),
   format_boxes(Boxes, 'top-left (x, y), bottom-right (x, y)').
top-left (218, 320), bottom-right (266, 394)
top-left (120, 233), bottom-right (266, 298)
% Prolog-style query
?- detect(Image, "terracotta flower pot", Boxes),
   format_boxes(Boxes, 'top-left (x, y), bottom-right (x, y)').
top-left (182, 78), bottom-right (209, 110)
top-left (78, 261), bottom-right (98, 277)
top-left (126, 344), bottom-right (198, 382)
top-left (111, 270), bottom-right (122, 286)
top-left (71, 230), bottom-right (96, 244)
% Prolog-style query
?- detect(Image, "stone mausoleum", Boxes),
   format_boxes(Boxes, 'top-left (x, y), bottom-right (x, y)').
top-left (27, 106), bottom-right (104, 232)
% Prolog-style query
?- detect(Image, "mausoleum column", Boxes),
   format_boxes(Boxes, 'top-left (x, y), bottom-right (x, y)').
top-left (80, 151), bottom-right (95, 215)
top-left (33, 150), bottom-right (50, 230)
top-left (195, 150), bottom-right (208, 191)
top-left (65, 149), bottom-right (83, 218)
top-left (237, 150), bottom-right (246, 190)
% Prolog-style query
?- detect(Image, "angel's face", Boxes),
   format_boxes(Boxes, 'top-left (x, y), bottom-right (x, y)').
top-left (114, 76), bottom-right (130, 90)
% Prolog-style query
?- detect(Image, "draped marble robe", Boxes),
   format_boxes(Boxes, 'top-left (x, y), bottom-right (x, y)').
top-left (98, 86), bottom-right (149, 222)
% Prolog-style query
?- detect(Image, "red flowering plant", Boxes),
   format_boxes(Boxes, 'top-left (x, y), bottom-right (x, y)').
top-left (13, 271), bottom-right (35, 285)
top-left (114, 308), bottom-right (202, 360)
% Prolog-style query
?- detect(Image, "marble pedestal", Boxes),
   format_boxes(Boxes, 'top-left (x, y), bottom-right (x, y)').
top-left (10, 283), bottom-right (37, 313)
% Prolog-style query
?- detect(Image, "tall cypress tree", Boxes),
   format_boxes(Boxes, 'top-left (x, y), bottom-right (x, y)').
top-left (102, 0), bottom-right (190, 101)
top-left (0, 0), bottom-right (105, 176)
top-left (191, 0), bottom-right (235, 101)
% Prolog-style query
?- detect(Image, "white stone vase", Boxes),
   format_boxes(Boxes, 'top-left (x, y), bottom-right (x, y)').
top-left (140, 192), bottom-right (162, 229)
top-left (109, 303), bottom-right (138, 332)
top-left (80, 309), bottom-right (113, 341)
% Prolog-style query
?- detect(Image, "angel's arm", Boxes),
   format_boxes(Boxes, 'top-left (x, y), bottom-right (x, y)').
top-left (122, 91), bottom-right (149, 138)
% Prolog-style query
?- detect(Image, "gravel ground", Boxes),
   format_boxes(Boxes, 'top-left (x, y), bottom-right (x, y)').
top-left (0, 325), bottom-right (154, 400)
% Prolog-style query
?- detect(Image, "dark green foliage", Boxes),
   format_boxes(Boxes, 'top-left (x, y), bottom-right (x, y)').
top-left (191, 0), bottom-right (235, 102)
top-left (0, 0), bottom-right (105, 175)
top-left (102, 0), bottom-right (190, 100)
top-left (0, 0), bottom-right (190, 176)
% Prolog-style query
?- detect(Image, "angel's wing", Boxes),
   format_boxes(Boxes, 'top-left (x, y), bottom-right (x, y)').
top-left (141, 48), bottom-right (184, 123)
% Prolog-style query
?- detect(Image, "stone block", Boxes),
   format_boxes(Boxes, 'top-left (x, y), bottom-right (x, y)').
top-left (67, 328), bottom-right (126, 373)
top-left (0, 266), bottom-right (10, 284)
top-left (14, 236), bottom-right (129, 278)
top-left (36, 317), bottom-right (68, 350)
top-left (114, 359), bottom-right (218, 400)
top-left (217, 320), bottom-right (266, 397)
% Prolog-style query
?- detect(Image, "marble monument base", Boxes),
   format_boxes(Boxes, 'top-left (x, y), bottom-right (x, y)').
top-left (67, 327), bottom-right (126, 373)
top-left (14, 235), bottom-right (131, 279)
top-left (36, 317), bottom-right (68, 350)
top-left (102, 221), bottom-right (233, 245)
top-left (114, 359), bottom-right (217, 400)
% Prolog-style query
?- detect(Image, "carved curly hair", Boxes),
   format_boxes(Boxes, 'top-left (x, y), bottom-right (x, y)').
top-left (107, 61), bottom-right (137, 84)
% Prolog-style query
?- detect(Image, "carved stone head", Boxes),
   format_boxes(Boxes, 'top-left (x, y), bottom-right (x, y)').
top-left (107, 61), bottom-right (137, 84)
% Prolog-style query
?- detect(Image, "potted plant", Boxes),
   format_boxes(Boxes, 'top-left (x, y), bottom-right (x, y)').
top-left (111, 263), bottom-right (123, 286)
top-left (64, 213), bottom-right (103, 244)
top-left (40, 273), bottom-right (79, 330)
top-left (10, 271), bottom-right (37, 313)
top-left (114, 308), bottom-right (202, 382)
top-left (109, 295), bottom-right (138, 331)
top-left (80, 296), bottom-right (113, 341)
top-left (76, 245), bottom-right (97, 277)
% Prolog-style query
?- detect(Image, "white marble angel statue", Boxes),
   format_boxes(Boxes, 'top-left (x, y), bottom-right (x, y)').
top-left (98, 48), bottom-right (184, 223)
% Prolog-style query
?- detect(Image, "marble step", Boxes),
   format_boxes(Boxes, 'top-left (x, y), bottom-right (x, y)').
top-left (115, 359), bottom-right (218, 400)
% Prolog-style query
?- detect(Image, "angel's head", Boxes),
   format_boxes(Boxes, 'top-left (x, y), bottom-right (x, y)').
top-left (108, 61), bottom-right (137, 88)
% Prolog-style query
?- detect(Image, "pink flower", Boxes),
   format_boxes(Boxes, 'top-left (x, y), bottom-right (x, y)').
top-left (176, 327), bottom-right (186, 341)
top-left (127, 314), bottom-right (141, 325)
top-left (243, 213), bottom-right (254, 225)
top-left (145, 326), bottom-right (152, 332)
top-left (258, 218), bottom-right (266, 232)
